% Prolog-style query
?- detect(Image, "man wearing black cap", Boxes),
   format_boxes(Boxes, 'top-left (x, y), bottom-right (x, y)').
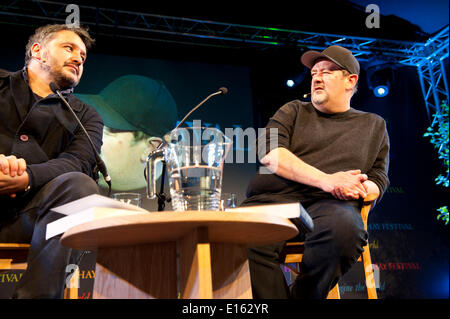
top-left (243, 45), bottom-right (390, 299)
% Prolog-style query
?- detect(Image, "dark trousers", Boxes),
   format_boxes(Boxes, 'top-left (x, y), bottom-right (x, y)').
top-left (0, 172), bottom-right (100, 298)
top-left (247, 198), bottom-right (368, 299)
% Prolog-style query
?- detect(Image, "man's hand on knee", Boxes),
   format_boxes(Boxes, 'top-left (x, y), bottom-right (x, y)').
top-left (322, 169), bottom-right (368, 200)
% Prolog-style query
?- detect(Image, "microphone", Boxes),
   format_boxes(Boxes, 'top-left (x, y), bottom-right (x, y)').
top-left (218, 87), bottom-right (228, 95)
top-left (33, 56), bottom-right (46, 63)
top-left (303, 92), bottom-right (311, 98)
top-left (149, 85), bottom-right (228, 174)
top-left (49, 82), bottom-right (112, 194)
top-left (148, 86), bottom-right (228, 211)
top-left (174, 86), bottom-right (228, 130)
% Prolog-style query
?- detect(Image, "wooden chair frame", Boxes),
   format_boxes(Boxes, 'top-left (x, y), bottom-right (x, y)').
top-left (0, 243), bottom-right (78, 299)
top-left (281, 193), bottom-right (379, 299)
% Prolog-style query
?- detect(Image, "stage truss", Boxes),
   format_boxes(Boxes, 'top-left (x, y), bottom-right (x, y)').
top-left (0, 0), bottom-right (448, 121)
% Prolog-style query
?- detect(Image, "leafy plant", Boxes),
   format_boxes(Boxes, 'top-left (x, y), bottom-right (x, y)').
top-left (424, 101), bottom-right (449, 225)
top-left (437, 206), bottom-right (449, 225)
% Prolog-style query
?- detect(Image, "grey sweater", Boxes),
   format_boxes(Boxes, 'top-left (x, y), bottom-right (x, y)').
top-left (244, 100), bottom-right (390, 204)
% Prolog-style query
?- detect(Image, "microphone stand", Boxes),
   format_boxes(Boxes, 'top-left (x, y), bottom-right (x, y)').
top-left (51, 83), bottom-right (112, 196)
top-left (156, 162), bottom-right (169, 211)
top-left (146, 140), bottom-right (169, 211)
top-left (150, 87), bottom-right (228, 211)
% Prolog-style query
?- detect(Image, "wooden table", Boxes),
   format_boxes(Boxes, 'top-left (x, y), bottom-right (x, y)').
top-left (60, 209), bottom-right (298, 299)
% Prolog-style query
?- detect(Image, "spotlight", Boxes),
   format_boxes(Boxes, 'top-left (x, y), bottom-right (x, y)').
top-left (366, 63), bottom-right (395, 98)
top-left (284, 69), bottom-right (308, 89)
top-left (286, 79), bottom-right (295, 87)
top-left (374, 85), bottom-right (389, 97)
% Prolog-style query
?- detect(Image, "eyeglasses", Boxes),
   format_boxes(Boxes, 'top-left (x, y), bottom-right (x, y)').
top-left (310, 68), bottom-right (345, 78)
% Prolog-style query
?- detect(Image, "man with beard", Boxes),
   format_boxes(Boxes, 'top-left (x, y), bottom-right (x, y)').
top-left (243, 45), bottom-right (390, 299)
top-left (0, 24), bottom-right (102, 298)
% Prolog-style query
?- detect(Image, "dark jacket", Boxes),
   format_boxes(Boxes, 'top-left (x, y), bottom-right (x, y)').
top-left (0, 69), bottom-right (103, 193)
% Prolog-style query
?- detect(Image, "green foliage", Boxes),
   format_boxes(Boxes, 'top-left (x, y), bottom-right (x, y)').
top-left (437, 206), bottom-right (449, 225)
top-left (424, 101), bottom-right (449, 225)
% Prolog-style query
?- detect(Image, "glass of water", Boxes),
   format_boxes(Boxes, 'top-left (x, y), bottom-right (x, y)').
top-left (112, 192), bottom-right (143, 207)
top-left (220, 193), bottom-right (237, 211)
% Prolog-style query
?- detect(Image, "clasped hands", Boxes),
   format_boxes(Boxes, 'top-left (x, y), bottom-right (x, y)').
top-left (322, 169), bottom-right (369, 201)
top-left (0, 154), bottom-right (29, 198)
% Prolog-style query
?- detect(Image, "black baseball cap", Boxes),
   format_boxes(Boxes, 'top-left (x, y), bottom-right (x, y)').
top-left (301, 45), bottom-right (360, 76)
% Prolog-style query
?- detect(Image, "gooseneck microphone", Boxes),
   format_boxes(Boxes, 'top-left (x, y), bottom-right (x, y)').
top-left (150, 86), bottom-right (229, 211)
top-left (49, 82), bottom-right (112, 195)
top-left (174, 86), bottom-right (228, 130)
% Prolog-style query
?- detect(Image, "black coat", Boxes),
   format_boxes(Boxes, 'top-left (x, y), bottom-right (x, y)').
top-left (0, 69), bottom-right (103, 193)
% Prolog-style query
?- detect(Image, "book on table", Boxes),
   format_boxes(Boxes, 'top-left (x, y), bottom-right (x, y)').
top-left (46, 194), bottom-right (313, 240)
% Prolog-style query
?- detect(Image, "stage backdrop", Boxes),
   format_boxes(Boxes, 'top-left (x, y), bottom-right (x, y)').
top-left (0, 49), bottom-right (257, 298)
top-left (0, 48), bottom-right (448, 300)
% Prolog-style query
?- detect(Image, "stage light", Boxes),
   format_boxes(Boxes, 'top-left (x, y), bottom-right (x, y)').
top-left (366, 62), bottom-right (395, 98)
top-left (374, 85), bottom-right (389, 97)
top-left (284, 68), bottom-right (308, 89)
